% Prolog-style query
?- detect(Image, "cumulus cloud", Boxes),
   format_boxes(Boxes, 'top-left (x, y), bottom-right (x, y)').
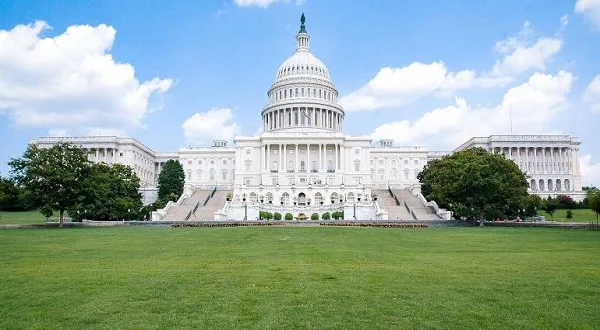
top-left (340, 20), bottom-right (564, 112)
top-left (0, 21), bottom-right (172, 135)
top-left (339, 62), bottom-right (511, 111)
top-left (371, 71), bottom-right (574, 149)
top-left (233, 0), bottom-right (304, 8)
top-left (182, 108), bottom-right (240, 144)
top-left (491, 21), bottom-right (563, 76)
top-left (575, 0), bottom-right (600, 29)
top-left (580, 154), bottom-right (600, 187)
top-left (583, 75), bottom-right (600, 112)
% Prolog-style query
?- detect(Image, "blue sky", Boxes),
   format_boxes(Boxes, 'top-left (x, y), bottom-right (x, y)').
top-left (1, 0), bottom-right (599, 185)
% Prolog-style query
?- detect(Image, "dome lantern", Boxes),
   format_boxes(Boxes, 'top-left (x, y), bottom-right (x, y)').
top-left (296, 13), bottom-right (310, 52)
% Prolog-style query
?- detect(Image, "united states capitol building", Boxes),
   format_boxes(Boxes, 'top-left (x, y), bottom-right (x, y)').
top-left (32, 16), bottom-right (586, 220)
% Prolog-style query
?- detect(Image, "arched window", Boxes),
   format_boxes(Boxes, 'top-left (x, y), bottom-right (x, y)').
top-left (327, 160), bottom-right (334, 171)
top-left (281, 192), bottom-right (290, 205)
top-left (249, 192), bottom-right (257, 203)
top-left (209, 168), bottom-right (215, 180)
top-left (288, 160), bottom-right (294, 171)
top-left (330, 192), bottom-right (339, 203)
top-left (311, 161), bottom-right (317, 172)
top-left (346, 192), bottom-right (355, 202)
top-left (266, 192), bottom-right (273, 204)
top-left (565, 179), bottom-right (570, 191)
top-left (547, 179), bottom-right (554, 191)
top-left (556, 179), bottom-right (562, 191)
top-left (391, 168), bottom-right (398, 179)
top-left (295, 88), bottom-right (298, 97)
top-left (271, 161), bottom-right (278, 171)
top-left (354, 160), bottom-right (360, 172)
top-left (530, 179), bottom-right (537, 191)
top-left (539, 179), bottom-right (545, 191)
top-left (314, 192), bottom-right (323, 205)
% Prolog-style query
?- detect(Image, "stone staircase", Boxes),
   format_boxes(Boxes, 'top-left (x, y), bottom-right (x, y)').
top-left (374, 190), bottom-right (413, 220)
top-left (190, 190), bottom-right (230, 220)
top-left (394, 189), bottom-right (441, 220)
top-left (162, 189), bottom-right (211, 220)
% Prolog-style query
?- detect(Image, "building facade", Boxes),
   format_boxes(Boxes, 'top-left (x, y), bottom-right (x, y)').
top-left (31, 15), bottom-right (587, 219)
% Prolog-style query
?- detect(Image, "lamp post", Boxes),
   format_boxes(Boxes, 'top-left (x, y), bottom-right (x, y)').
top-left (243, 198), bottom-right (247, 221)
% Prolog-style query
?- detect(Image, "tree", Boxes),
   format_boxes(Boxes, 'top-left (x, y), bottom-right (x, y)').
top-left (542, 197), bottom-right (559, 221)
top-left (418, 147), bottom-right (528, 224)
top-left (311, 213), bottom-right (319, 220)
top-left (0, 176), bottom-right (33, 211)
top-left (40, 206), bottom-right (53, 221)
top-left (68, 163), bottom-right (142, 221)
top-left (557, 195), bottom-right (576, 209)
top-left (523, 194), bottom-right (542, 217)
top-left (157, 160), bottom-right (185, 202)
top-left (588, 190), bottom-right (600, 224)
top-left (322, 212), bottom-right (330, 220)
top-left (284, 213), bottom-right (293, 220)
top-left (9, 143), bottom-right (91, 227)
top-left (273, 212), bottom-right (282, 220)
top-left (566, 210), bottom-right (573, 220)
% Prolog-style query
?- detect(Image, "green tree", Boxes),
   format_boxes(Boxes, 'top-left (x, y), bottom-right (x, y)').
top-left (284, 213), bottom-right (293, 220)
top-left (9, 143), bottom-right (91, 227)
top-left (265, 212), bottom-right (273, 220)
top-left (311, 213), bottom-right (319, 220)
top-left (40, 205), bottom-right (54, 221)
top-left (542, 197), bottom-right (559, 221)
top-left (322, 212), bottom-right (330, 220)
top-left (566, 210), bottom-right (573, 220)
top-left (0, 176), bottom-right (33, 211)
top-left (273, 212), bottom-right (282, 220)
top-left (588, 190), bottom-right (600, 223)
top-left (157, 160), bottom-right (185, 202)
top-left (418, 147), bottom-right (528, 224)
top-left (523, 194), bottom-right (542, 217)
top-left (69, 163), bottom-right (142, 221)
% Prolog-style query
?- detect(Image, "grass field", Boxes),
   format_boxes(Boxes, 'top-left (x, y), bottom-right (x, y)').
top-left (0, 209), bottom-right (47, 224)
top-left (537, 208), bottom-right (598, 222)
top-left (0, 227), bottom-right (599, 329)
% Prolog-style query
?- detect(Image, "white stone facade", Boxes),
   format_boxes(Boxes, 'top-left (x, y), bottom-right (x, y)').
top-left (30, 16), bottom-right (587, 214)
top-left (455, 135), bottom-right (585, 201)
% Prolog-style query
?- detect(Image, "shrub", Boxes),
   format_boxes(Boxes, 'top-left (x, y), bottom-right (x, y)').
top-left (265, 212), bottom-right (273, 220)
top-left (273, 212), bottom-right (282, 220)
top-left (322, 212), bottom-right (330, 220)
top-left (566, 210), bottom-right (573, 220)
top-left (311, 213), bottom-right (319, 220)
top-left (284, 213), bottom-right (293, 220)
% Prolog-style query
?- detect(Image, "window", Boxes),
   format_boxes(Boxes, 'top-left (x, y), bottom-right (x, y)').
top-left (244, 177), bottom-right (251, 186)
top-left (211, 160), bottom-right (215, 165)
top-left (197, 170), bottom-right (203, 180)
top-left (288, 176), bottom-right (295, 185)
top-left (245, 160), bottom-right (252, 172)
top-left (209, 169), bottom-right (215, 180)
top-left (188, 160), bottom-right (192, 165)
top-left (271, 177), bottom-right (278, 185)
top-left (186, 170), bottom-right (191, 180)
top-left (246, 149), bottom-right (251, 155)
top-left (378, 169), bottom-right (385, 181)
top-left (198, 160), bottom-right (202, 164)
top-left (379, 159), bottom-right (384, 165)
top-left (223, 159), bottom-right (227, 165)
top-left (119, 152), bottom-right (123, 157)
top-left (354, 160), bottom-right (360, 172)
top-left (300, 161), bottom-right (306, 171)
top-left (414, 159), bottom-right (419, 165)
top-left (404, 159), bottom-right (409, 165)
top-left (222, 169), bottom-right (227, 180)
top-left (354, 149), bottom-right (360, 155)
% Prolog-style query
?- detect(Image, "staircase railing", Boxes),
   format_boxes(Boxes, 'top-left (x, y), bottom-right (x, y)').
top-left (388, 186), bottom-right (401, 206)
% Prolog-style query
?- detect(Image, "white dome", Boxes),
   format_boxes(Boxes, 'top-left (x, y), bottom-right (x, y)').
top-left (275, 50), bottom-right (331, 81)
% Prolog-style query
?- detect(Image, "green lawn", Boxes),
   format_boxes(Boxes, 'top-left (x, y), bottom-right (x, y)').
top-left (0, 209), bottom-right (48, 224)
top-left (537, 208), bottom-right (598, 222)
top-left (0, 227), bottom-right (598, 329)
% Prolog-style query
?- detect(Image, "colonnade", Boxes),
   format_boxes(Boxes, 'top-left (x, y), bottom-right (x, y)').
top-left (496, 146), bottom-right (578, 175)
top-left (262, 143), bottom-right (344, 172)
top-left (263, 107), bottom-right (343, 132)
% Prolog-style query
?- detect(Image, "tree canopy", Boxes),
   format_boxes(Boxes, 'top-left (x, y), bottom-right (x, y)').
top-left (587, 189), bottom-right (600, 222)
top-left (9, 143), bottom-right (91, 226)
top-left (418, 147), bottom-right (528, 221)
top-left (157, 160), bottom-right (185, 202)
top-left (69, 163), bottom-right (142, 221)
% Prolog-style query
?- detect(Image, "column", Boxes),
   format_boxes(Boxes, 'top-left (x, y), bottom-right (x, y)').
top-left (318, 144), bottom-right (322, 172)
top-left (307, 143), bottom-right (311, 172)
top-left (267, 144), bottom-right (270, 171)
top-left (334, 143), bottom-right (338, 171)
top-left (280, 144), bottom-right (283, 170)
top-left (295, 144), bottom-right (299, 172)
top-left (283, 144), bottom-right (287, 171)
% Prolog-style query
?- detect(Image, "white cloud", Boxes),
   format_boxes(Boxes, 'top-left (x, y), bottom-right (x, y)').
top-left (340, 20), bottom-right (564, 112)
top-left (339, 62), bottom-right (510, 112)
top-left (182, 108), bottom-right (240, 144)
top-left (583, 75), bottom-right (600, 112)
top-left (491, 21), bottom-right (563, 76)
top-left (233, 0), bottom-right (304, 8)
top-left (580, 154), bottom-right (600, 187)
top-left (575, 0), bottom-right (600, 29)
top-left (0, 21), bottom-right (172, 134)
top-left (371, 71), bottom-right (574, 149)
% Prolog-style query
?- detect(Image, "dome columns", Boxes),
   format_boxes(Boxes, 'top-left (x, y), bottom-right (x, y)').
top-left (263, 106), bottom-right (344, 132)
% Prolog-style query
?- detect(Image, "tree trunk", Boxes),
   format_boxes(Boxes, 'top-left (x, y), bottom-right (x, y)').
top-left (59, 209), bottom-right (64, 228)
top-left (479, 211), bottom-right (485, 226)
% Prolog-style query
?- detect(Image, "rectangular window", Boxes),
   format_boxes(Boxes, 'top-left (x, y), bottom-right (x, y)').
top-left (271, 177), bottom-right (278, 185)
top-left (223, 159), bottom-right (227, 165)
top-left (222, 170), bottom-right (227, 180)
top-left (354, 162), bottom-right (360, 172)
top-left (379, 160), bottom-right (384, 165)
